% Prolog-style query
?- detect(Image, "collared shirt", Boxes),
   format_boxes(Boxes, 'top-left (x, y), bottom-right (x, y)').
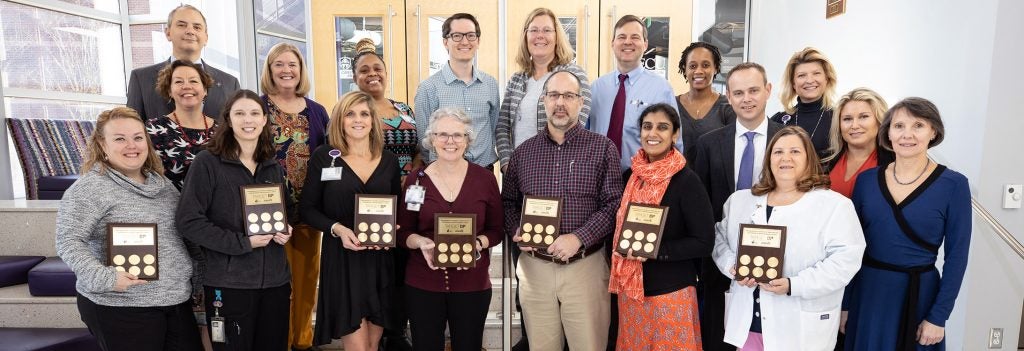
top-left (502, 123), bottom-right (624, 248)
top-left (587, 67), bottom-right (679, 171)
top-left (414, 62), bottom-right (500, 167)
top-left (733, 118), bottom-right (769, 187)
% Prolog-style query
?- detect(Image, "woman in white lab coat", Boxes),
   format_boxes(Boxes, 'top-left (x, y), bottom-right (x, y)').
top-left (712, 126), bottom-right (865, 351)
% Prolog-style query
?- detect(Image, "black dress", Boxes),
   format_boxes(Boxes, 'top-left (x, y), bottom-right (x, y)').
top-left (770, 98), bottom-right (833, 159)
top-left (677, 94), bottom-right (735, 161)
top-left (300, 145), bottom-right (402, 345)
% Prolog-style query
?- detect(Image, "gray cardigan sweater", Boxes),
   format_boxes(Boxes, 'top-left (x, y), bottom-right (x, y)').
top-left (56, 166), bottom-right (194, 307)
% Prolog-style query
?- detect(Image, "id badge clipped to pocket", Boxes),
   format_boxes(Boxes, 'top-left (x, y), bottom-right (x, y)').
top-left (405, 184), bottom-right (425, 211)
top-left (210, 316), bottom-right (226, 343)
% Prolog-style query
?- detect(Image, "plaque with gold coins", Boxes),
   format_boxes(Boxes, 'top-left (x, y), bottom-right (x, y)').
top-left (354, 194), bottom-right (398, 247)
top-left (240, 184), bottom-right (288, 236)
top-left (433, 213), bottom-right (477, 268)
top-left (516, 196), bottom-right (562, 249)
top-left (614, 203), bottom-right (669, 259)
top-left (735, 224), bottom-right (787, 283)
top-left (107, 223), bottom-right (159, 280)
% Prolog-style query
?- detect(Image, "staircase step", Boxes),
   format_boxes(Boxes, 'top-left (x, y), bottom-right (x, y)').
top-left (0, 284), bottom-right (82, 328)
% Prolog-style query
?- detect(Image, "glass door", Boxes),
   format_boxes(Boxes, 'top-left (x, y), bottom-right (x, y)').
top-left (598, 0), bottom-right (693, 94)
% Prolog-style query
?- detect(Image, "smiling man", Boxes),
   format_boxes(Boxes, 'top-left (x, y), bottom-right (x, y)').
top-left (127, 4), bottom-right (240, 121)
top-left (413, 13), bottom-right (500, 170)
top-left (588, 15), bottom-right (679, 172)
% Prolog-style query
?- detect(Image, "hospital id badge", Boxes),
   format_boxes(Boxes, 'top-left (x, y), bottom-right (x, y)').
top-left (210, 316), bottom-right (226, 343)
top-left (405, 185), bottom-right (425, 211)
top-left (321, 167), bottom-right (342, 181)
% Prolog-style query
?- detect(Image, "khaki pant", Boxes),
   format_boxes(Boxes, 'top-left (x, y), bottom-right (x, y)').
top-left (285, 224), bottom-right (321, 349)
top-left (517, 249), bottom-right (610, 351)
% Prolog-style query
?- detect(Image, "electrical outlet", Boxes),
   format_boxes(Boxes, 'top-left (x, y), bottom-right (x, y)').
top-left (989, 327), bottom-right (1003, 348)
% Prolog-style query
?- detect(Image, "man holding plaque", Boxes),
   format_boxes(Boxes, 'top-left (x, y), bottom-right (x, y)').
top-left (503, 70), bottom-right (624, 350)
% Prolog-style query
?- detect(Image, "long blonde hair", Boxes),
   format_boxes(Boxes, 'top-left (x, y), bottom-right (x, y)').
top-left (822, 88), bottom-right (888, 163)
top-left (81, 107), bottom-right (164, 175)
top-left (779, 47), bottom-right (838, 114)
top-left (328, 91), bottom-right (384, 158)
top-left (514, 8), bottom-right (576, 76)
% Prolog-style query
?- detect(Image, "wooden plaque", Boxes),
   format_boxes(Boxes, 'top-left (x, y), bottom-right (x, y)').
top-left (614, 203), bottom-right (669, 259)
top-left (516, 196), bottom-right (562, 249)
top-left (107, 223), bottom-right (159, 280)
top-left (240, 184), bottom-right (288, 236)
top-left (353, 194), bottom-right (398, 247)
top-left (736, 224), bottom-right (787, 283)
top-left (433, 213), bottom-right (477, 268)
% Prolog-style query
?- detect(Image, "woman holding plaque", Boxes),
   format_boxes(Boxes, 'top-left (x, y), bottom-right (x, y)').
top-left (177, 90), bottom-right (293, 351)
top-left (842, 98), bottom-right (971, 351)
top-left (147, 59), bottom-right (219, 190)
top-left (821, 88), bottom-right (894, 198)
top-left (300, 91), bottom-right (401, 350)
top-left (396, 108), bottom-right (503, 351)
top-left (769, 48), bottom-right (839, 159)
top-left (712, 126), bottom-right (865, 350)
top-left (609, 103), bottom-right (714, 350)
top-left (57, 106), bottom-right (202, 350)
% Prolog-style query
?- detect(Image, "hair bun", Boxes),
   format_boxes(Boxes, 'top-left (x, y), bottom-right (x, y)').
top-left (355, 38), bottom-right (377, 54)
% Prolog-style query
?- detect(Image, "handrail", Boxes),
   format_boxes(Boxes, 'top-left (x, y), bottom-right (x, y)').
top-left (972, 197), bottom-right (1024, 260)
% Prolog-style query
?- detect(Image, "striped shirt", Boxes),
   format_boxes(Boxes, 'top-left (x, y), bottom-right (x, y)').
top-left (501, 123), bottom-right (624, 248)
top-left (414, 62), bottom-right (500, 167)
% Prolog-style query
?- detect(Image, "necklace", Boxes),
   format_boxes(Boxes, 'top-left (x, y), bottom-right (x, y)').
top-left (893, 159), bottom-right (931, 185)
top-left (686, 92), bottom-right (718, 119)
top-left (431, 165), bottom-right (462, 201)
top-left (794, 109), bottom-right (825, 139)
top-left (171, 112), bottom-right (211, 146)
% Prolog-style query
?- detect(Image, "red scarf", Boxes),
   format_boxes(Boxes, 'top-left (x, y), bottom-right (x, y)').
top-left (608, 148), bottom-right (686, 301)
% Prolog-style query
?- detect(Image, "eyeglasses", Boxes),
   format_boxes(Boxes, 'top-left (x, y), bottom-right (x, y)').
top-left (544, 92), bottom-right (580, 102)
top-left (526, 28), bottom-right (555, 36)
top-left (446, 32), bottom-right (479, 42)
top-left (432, 132), bottom-right (467, 142)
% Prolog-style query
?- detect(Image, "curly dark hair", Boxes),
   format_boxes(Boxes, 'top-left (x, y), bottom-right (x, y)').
top-left (677, 41), bottom-right (723, 78)
top-left (155, 60), bottom-right (214, 102)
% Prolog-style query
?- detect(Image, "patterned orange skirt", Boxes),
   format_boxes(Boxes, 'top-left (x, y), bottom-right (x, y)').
top-left (616, 286), bottom-right (702, 351)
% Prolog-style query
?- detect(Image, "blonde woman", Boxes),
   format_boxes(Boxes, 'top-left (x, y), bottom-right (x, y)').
top-left (769, 47), bottom-right (839, 159)
top-left (822, 88), bottom-right (894, 198)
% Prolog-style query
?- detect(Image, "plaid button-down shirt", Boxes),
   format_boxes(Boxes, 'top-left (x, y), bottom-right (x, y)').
top-left (502, 123), bottom-right (624, 248)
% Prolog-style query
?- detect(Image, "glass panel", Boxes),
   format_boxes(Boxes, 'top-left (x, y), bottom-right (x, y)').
top-left (125, 1), bottom-right (240, 77)
top-left (428, 16), bottom-right (447, 77)
top-left (255, 0), bottom-right (306, 38)
top-left (642, 17), bottom-right (670, 79)
top-left (129, 23), bottom-right (167, 69)
top-left (256, 34), bottom-right (308, 93)
top-left (558, 17), bottom-right (578, 56)
top-left (335, 16), bottom-right (383, 98)
top-left (3, 97), bottom-right (119, 120)
top-left (0, 1), bottom-right (125, 96)
top-left (56, 0), bottom-right (120, 13)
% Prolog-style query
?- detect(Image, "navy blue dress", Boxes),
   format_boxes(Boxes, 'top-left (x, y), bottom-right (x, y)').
top-left (843, 165), bottom-right (971, 351)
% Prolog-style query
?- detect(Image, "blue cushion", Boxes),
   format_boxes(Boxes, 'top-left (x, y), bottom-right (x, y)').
top-left (28, 257), bottom-right (77, 297)
top-left (37, 175), bottom-right (79, 190)
top-left (0, 256), bottom-right (46, 288)
top-left (0, 328), bottom-right (101, 351)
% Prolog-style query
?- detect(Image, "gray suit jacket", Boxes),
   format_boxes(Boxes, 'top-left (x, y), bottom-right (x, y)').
top-left (691, 119), bottom-right (783, 221)
top-left (127, 59), bottom-right (241, 121)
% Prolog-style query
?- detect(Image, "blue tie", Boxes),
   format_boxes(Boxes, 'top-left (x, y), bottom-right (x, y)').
top-left (737, 131), bottom-right (757, 190)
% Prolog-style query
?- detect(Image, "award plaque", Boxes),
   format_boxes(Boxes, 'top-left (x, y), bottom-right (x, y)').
top-left (735, 224), bottom-right (787, 283)
top-left (107, 223), bottom-right (159, 280)
top-left (354, 194), bottom-right (398, 247)
top-left (241, 184), bottom-right (288, 236)
top-left (516, 196), bottom-right (562, 249)
top-left (614, 203), bottom-right (669, 259)
top-left (433, 214), bottom-right (477, 268)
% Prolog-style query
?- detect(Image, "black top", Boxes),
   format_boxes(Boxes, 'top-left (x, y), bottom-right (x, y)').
top-left (770, 98), bottom-right (833, 159)
top-left (622, 166), bottom-right (715, 296)
top-left (677, 94), bottom-right (736, 161)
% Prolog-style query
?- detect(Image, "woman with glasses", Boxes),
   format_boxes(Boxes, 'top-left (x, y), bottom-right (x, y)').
top-left (496, 7), bottom-right (591, 173)
top-left (397, 108), bottom-right (503, 351)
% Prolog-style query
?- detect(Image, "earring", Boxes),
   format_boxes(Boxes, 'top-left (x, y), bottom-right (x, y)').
top-left (103, 154), bottom-right (108, 161)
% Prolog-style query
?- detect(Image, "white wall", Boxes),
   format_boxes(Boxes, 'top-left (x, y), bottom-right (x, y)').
top-left (748, 0), bottom-right (1024, 349)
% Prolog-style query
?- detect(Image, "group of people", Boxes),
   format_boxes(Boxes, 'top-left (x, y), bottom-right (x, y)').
top-left (52, 4), bottom-right (972, 351)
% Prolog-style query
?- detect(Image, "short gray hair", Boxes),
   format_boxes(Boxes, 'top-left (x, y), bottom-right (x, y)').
top-left (421, 107), bottom-right (475, 153)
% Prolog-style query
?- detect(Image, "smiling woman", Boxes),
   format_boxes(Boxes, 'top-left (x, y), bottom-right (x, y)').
top-left (769, 47), bottom-right (839, 159)
top-left (147, 59), bottom-right (219, 190)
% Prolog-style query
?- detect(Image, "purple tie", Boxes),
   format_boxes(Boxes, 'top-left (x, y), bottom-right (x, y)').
top-left (607, 74), bottom-right (628, 151)
top-left (737, 131), bottom-right (756, 190)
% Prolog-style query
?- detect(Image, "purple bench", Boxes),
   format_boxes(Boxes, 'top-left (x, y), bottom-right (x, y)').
top-left (27, 257), bottom-right (76, 297)
top-left (0, 328), bottom-right (101, 351)
top-left (0, 256), bottom-right (46, 288)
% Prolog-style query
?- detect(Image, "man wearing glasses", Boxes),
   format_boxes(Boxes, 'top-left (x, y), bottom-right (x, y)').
top-left (414, 13), bottom-right (500, 170)
top-left (503, 71), bottom-right (624, 350)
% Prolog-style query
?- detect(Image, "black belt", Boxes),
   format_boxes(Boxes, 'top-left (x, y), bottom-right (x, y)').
top-left (525, 243), bottom-right (604, 265)
top-left (863, 254), bottom-right (936, 351)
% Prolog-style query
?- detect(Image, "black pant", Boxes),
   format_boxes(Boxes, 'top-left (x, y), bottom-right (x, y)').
top-left (699, 256), bottom-right (733, 351)
top-left (385, 248), bottom-right (411, 337)
top-left (406, 286), bottom-right (490, 351)
top-left (77, 294), bottom-right (201, 351)
top-left (203, 284), bottom-right (290, 351)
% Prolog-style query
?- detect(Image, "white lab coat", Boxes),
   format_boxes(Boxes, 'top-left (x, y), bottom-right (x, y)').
top-left (712, 188), bottom-right (866, 351)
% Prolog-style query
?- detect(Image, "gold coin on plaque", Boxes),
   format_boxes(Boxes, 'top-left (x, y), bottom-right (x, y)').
top-left (358, 222), bottom-right (369, 232)
top-left (522, 223), bottom-right (532, 233)
top-left (437, 243), bottom-right (448, 253)
top-left (738, 266), bottom-right (749, 277)
top-left (113, 255), bottom-right (126, 265)
top-left (622, 229), bottom-right (633, 240)
top-left (521, 233), bottom-right (532, 243)
top-left (260, 212), bottom-right (271, 222)
top-left (644, 243), bottom-right (655, 253)
top-left (247, 213), bottom-right (259, 223)
top-left (619, 239), bottom-right (630, 250)
top-left (545, 225), bottom-right (555, 235)
top-left (543, 235), bottom-right (554, 245)
top-left (382, 233), bottom-right (393, 243)
top-left (370, 233), bottom-right (380, 242)
top-left (382, 223), bottom-right (393, 233)
top-left (143, 265), bottom-right (156, 276)
top-left (143, 254), bottom-right (155, 265)
top-left (437, 254), bottom-right (449, 263)
top-left (357, 233), bottom-right (368, 242)
top-left (451, 253), bottom-right (461, 264)
top-left (533, 224), bottom-right (543, 234)
top-left (767, 257), bottom-right (779, 268)
top-left (631, 241), bottom-right (642, 252)
top-left (646, 232), bottom-right (657, 242)
top-left (462, 243), bottom-right (473, 253)
top-left (462, 254), bottom-right (472, 263)
top-left (128, 255), bottom-right (140, 265)
top-left (739, 254), bottom-right (751, 265)
top-left (273, 211), bottom-right (284, 221)
top-left (635, 231), bottom-right (645, 241)
top-left (752, 267), bottom-right (764, 278)
top-left (370, 223), bottom-right (381, 232)
top-left (532, 234), bottom-right (543, 244)
top-left (261, 223), bottom-right (273, 232)
top-left (128, 266), bottom-right (141, 276)
top-left (766, 268), bottom-right (778, 279)
top-left (273, 222), bottom-right (285, 232)
top-left (115, 266), bottom-right (125, 272)
top-left (451, 243), bottom-right (461, 253)
top-left (249, 223), bottom-right (260, 234)
top-left (753, 256), bottom-right (765, 266)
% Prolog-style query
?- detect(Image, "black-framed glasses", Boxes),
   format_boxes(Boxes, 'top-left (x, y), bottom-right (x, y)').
top-left (432, 132), bottom-right (467, 142)
top-left (446, 32), bottom-right (479, 42)
top-left (544, 92), bottom-right (580, 102)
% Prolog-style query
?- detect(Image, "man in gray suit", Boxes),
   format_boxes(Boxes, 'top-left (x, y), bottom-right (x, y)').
top-left (690, 62), bottom-right (783, 351)
top-left (127, 4), bottom-right (240, 121)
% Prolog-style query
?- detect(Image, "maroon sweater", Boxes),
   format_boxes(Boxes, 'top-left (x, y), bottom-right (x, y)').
top-left (398, 163), bottom-right (504, 292)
